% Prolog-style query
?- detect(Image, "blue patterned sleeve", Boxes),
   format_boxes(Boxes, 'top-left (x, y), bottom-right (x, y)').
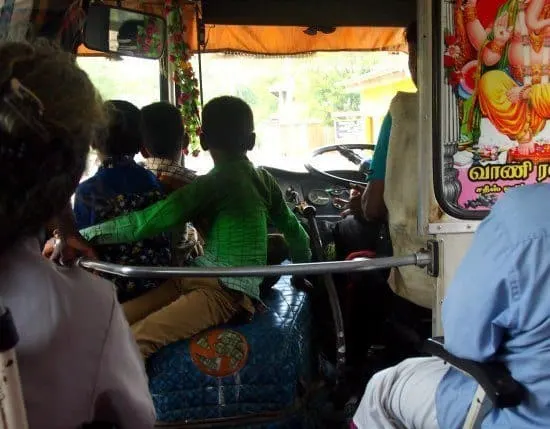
top-left (73, 184), bottom-right (95, 230)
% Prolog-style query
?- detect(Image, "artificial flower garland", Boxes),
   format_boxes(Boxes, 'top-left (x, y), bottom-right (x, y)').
top-left (443, 33), bottom-right (465, 91)
top-left (164, 0), bottom-right (202, 156)
top-left (136, 16), bottom-right (163, 56)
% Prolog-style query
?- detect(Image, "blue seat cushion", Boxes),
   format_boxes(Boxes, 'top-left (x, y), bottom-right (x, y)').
top-left (148, 275), bottom-right (312, 423)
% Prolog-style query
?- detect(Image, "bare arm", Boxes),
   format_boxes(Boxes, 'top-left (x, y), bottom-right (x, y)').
top-left (465, 0), bottom-right (489, 51)
top-left (526, 0), bottom-right (550, 32)
top-left (51, 204), bottom-right (80, 237)
top-left (481, 46), bottom-right (504, 67)
top-left (463, 1), bottom-right (511, 66)
top-left (361, 180), bottom-right (387, 221)
top-left (43, 203), bottom-right (98, 263)
top-left (481, 13), bottom-right (512, 66)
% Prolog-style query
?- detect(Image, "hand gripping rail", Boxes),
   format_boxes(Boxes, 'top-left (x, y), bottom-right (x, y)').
top-left (77, 252), bottom-right (432, 278)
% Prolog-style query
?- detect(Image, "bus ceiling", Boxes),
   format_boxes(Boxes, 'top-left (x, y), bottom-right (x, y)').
top-left (200, 0), bottom-right (414, 27)
top-left (77, 0), bottom-right (413, 56)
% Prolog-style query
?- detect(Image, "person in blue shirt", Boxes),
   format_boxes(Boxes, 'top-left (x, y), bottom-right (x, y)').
top-left (74, 100), bottom-right (171, 303)
top-left (352, 184), bottom-right (550, 429)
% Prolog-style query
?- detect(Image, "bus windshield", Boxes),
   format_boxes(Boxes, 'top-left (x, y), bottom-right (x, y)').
top-left (78, 51), bottom-right (415, 176)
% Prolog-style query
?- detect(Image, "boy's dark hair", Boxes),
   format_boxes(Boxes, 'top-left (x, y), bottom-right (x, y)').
top-left (405, 21), bottom-right (417, 46)
top-left (96, 100), bottom-right (142, 157)
top-left (202, 96), bottom-right (254, 153)
top-left (141, 101), bottom-right (186, 159)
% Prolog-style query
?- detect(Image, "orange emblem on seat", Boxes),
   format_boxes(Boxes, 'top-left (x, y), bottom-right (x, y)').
top-left (190, 329), bottom-right (249, 377)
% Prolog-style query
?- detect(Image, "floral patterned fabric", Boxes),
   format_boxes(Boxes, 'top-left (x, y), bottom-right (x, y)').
top-left (93, 191), bottom-right (171, 302)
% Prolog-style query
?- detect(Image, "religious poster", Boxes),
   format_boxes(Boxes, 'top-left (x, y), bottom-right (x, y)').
top-left (439, 0), bottom-right (550, 214)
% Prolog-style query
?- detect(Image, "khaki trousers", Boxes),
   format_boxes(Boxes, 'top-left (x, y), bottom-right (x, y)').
top-left (123, 277), bottom-right (250, 358)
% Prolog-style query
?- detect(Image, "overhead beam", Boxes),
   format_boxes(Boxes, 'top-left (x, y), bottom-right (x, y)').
top-left (201, 0), bottom-right (416, 27)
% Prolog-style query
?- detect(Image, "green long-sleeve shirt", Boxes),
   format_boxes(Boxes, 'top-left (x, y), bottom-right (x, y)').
top-left (80, 158), bottom-right (311, 301)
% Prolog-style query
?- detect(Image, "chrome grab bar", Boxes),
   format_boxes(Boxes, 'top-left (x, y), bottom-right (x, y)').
top-left (77, 251), bottom-right (432, 278)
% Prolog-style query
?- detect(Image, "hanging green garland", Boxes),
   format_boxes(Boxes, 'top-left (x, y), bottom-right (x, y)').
top-left (164, 0), bottom-right (202, 156)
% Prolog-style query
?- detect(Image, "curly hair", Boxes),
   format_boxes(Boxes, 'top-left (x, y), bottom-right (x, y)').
top-left (0, 39), bottom-right (107, 248)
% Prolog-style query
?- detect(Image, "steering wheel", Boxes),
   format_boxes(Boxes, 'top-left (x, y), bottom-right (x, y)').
top-left (304, 143), bottom-right (375, 187)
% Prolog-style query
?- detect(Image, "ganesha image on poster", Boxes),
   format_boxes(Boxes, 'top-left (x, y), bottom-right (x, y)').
top-left (444, 0), bottom-right (550, 209)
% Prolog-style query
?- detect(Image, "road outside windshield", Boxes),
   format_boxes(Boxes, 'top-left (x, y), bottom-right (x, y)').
top-left (77, 51), bottom-right (415, 177)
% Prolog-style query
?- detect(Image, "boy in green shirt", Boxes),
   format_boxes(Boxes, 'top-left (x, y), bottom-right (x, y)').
top-left (80, 96), bottom-right (311, 357)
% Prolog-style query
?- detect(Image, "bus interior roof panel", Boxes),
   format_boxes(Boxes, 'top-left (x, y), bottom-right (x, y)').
top-left (202, 0), bottom-right (417, 27)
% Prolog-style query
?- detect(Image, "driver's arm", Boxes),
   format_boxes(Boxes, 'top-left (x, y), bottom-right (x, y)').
top-left (362, 181), bottom-right (386, 221)
top-left (361, 112), bottom-right (391, 221)
top-left (261, 169), bottom-right (312, 263)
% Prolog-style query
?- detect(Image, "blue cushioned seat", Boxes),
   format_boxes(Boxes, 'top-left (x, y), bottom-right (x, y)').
top-left (148, 275), bottom-right (312, 426)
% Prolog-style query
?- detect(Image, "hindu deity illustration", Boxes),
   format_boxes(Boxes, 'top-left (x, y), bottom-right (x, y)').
top-left (444, 0), bottom-right (550, 209)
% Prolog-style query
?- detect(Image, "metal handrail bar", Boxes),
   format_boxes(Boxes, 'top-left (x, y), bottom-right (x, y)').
top-left (77, 252), bottom-right (431, 278)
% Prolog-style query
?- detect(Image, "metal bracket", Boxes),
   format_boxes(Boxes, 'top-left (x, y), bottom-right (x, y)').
top-left (426, 239), bottom-right (440, 278)
top-left (429, 222), bottom-right (480, 235)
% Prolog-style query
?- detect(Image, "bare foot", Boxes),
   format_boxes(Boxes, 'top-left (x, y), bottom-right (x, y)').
top-left (518, 142), bottom-right (535, 155)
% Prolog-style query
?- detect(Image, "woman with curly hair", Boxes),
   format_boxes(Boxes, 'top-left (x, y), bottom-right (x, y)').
top-left (0, 40), bottom-right (155, 428)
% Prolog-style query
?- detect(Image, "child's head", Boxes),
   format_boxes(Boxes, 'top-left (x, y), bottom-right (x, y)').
top-left (201, 96), bottom-right (255, 156)
top-left (94, 100), bottom-right (141, 158)
top-left (141, 101), bottom-right (187, 162)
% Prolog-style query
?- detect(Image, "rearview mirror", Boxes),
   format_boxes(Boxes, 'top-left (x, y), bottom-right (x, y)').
top-left (83, 4), bottom-right (166, 59)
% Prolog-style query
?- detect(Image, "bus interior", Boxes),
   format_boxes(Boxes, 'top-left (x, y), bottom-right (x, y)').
top-left (0, 0), bottom-right (532, 428)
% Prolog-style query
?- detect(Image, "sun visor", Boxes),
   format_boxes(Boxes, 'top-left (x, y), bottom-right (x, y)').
top-left (193, 25), bottom-right (406, 55)
top-left (77, 0), bottom-right (409, 56)
top-left (78, 24), bottom-right (407, 56)
top-left (202, 0), bottom-right (415, 27)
